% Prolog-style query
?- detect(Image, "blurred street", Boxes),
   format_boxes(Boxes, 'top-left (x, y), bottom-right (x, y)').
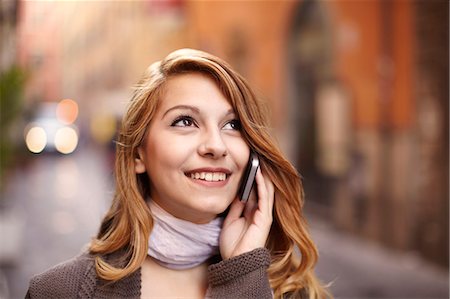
top-left (0, 146), bottom-right (448, 299)
top-left (0, 145), bottom-right (113, 299)
top-left (310, 216), bottom-right (449, 298)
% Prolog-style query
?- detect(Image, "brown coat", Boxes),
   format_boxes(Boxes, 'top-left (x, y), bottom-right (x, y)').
top-left (26, 248), bottom-right (272, 299)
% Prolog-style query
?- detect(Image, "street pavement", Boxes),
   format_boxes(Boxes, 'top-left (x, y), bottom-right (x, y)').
top-left (309, 215), bottom-right (448, 298)
top-left (0, 144), bottom-right (448, 299)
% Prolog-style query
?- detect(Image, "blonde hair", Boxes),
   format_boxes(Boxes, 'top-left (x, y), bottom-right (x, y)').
top-left (89, 48), bottom-right (330, 298)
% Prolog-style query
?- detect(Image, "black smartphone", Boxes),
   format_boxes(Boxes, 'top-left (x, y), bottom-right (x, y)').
top-left (238, 151), bottom-right (260, 203)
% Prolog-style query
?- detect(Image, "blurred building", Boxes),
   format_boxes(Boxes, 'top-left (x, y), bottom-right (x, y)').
top-left (16, 1), bottom-right (63, 106)
top-left (0, 0), bottom-right (19, 72)
top-left (1, 0), bottom-right (27, 184)
top-left (59, 1), bottom-right (189, 129)
top-left (16, 0), bottom-right (448, 268)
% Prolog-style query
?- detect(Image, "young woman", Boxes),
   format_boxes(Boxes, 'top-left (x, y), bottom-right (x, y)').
top-left (26, 49), bottom-right (330, 298)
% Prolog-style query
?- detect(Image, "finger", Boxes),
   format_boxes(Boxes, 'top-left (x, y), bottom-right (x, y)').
top-left (243, 189), bottom-right (258, 219)
top-left (254, 168), bottom-right (268, 214)
top-left (264, 174), bottom-right (275, 217)
top-left (255, 168), bottom-right (275, 218)
top-left (223, 198), bottom-right (245, 226)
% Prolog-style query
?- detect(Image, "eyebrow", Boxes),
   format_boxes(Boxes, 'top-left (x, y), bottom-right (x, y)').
top-left (162, 105), bottom-right (235, 118)
top-left (162, 105), bottom-right (200, 118)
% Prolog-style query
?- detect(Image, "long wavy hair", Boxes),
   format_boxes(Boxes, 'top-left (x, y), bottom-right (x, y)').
top-left (89, 48), bottom-right (329, 298)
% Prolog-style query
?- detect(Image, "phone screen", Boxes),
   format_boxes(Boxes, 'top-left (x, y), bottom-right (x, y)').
top-left (238, 152), bottom-right (260, 203)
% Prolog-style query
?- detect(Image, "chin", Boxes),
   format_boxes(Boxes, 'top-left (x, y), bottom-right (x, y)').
top-left (195, 197), bottom-right (232, 216)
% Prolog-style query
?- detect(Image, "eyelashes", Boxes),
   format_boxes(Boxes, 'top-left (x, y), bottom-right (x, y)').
top-left (170, 114), bottom-right (242, 131)
top-left (223, 119), bottom-right (242, 131)
top-left (171, 115), bottom-right (195, 127)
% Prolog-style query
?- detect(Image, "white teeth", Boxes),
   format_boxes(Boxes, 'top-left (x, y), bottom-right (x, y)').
top-left (188, 172), bottom-right (227, 182)
top-left (213, 173), bottom-right (219, 181)
top-left (205, 173), bottom-right (212, 181)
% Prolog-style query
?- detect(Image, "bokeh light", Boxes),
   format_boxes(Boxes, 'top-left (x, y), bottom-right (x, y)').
top-left (56, 99), bottom-right (79, 125)
top-left (54, 127), bottom-right (78, 154)
top-left (25, 126), bottom-right (47, 153)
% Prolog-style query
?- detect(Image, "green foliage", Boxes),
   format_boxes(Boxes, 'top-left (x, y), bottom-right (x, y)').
top-left (0, 65), bottom-right (27, 186)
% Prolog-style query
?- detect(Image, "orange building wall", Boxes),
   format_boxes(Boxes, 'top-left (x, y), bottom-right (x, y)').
top-left (390, 1), bottom-right (414, 129)
top-left (327, 1), bottom-right (381, 129)
top-left (186, 0), bottom-right (416, 131)
top-left (327, 0), bottom-right (415, 130)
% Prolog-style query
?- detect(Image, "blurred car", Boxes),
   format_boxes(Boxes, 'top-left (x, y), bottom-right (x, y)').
top-left (24, 102), bottom-right (79, 154)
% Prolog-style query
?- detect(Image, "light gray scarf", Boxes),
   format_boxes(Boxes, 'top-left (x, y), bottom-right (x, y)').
top-left (147, 200), bottom-right (223, 270)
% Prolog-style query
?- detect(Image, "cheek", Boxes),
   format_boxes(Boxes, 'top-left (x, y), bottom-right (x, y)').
top-left (228, 139), bottom-right (251, 170)
top-left (146, 137), bottom-right (196, 173)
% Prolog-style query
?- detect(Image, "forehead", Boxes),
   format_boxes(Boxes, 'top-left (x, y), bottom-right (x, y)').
top-left (157, 73), bottom-right (233, 111)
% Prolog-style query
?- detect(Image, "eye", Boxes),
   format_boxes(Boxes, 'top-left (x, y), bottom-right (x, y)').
top-left (171, 115), bottom-right (196, 127)
top-left (223, 119), bottom-right (242, 131)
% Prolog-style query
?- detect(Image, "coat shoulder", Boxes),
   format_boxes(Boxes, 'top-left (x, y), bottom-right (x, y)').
top-left (27, 252), bottom-right (96, 299)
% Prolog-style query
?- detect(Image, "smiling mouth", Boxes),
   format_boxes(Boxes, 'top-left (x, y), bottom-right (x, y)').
top-left (186, 172), bottom-right (228, 182)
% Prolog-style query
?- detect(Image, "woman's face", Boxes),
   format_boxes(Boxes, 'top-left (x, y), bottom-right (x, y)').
top-left (135, 73), bottom-right (250, 224)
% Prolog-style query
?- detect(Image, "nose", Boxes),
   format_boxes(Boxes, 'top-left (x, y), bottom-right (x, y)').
top-left (198, 128), bottom-right (228, 159)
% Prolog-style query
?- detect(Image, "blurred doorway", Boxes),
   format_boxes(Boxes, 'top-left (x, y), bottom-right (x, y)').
top-left (287, 0), bottom-right (349, 213)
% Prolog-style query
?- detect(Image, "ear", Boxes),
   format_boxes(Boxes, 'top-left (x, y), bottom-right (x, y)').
top-left (134, 147), bottom-right (146, 174)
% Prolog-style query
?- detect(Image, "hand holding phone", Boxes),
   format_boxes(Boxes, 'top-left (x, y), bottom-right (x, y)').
top-left (237, 152), bottom-right (260, 203)
top-left (221, 151), bottom-right (274, 260)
